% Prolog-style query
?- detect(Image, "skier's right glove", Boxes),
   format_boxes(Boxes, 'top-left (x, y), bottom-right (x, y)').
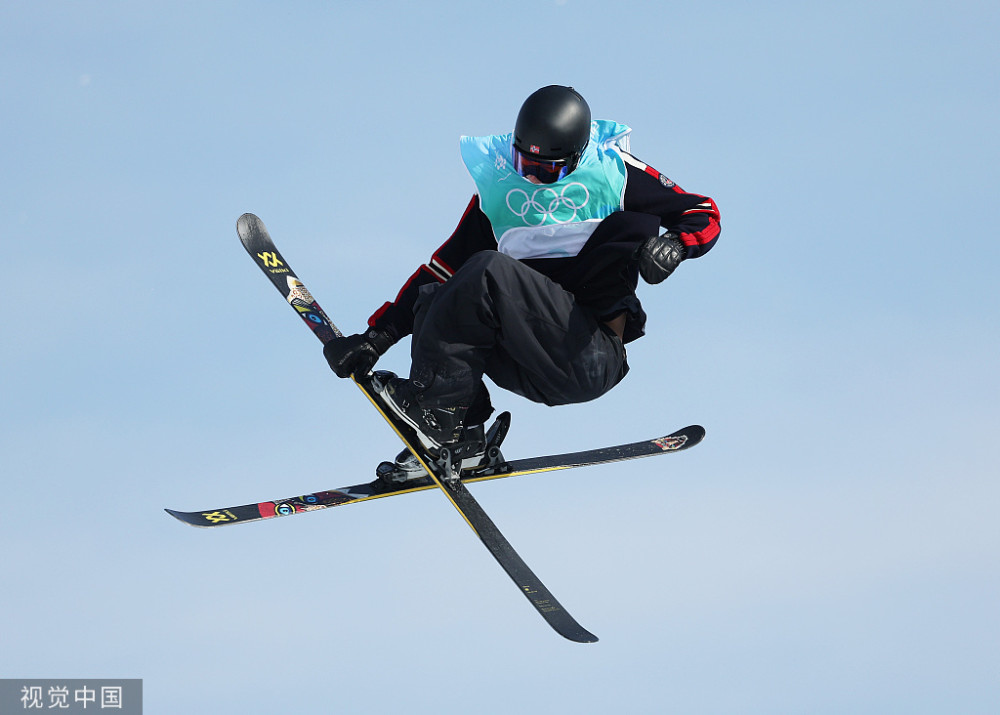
top-left (636, 231), bottom-right (686, 284)
top-left (323, 328), bottom-right (395, 378)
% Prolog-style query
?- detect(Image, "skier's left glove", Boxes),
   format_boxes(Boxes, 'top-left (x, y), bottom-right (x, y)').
top-left (636, 232), bottom-right (686, 284)
top-left (323, 328), bottom-right (395, 378)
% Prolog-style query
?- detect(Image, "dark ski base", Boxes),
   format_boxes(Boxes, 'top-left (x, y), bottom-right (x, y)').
top-left (165, 424), bottom-right (704, 528)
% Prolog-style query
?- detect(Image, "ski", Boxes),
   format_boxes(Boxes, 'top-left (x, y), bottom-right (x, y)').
top-left (164, 424), bottom-right (704, 528)
top-left (225, 213), bottom-right (603, 642)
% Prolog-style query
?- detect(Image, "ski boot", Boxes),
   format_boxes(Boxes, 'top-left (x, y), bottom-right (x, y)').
top-left (370, 371), bottom-right (463, 447)
top-left (372, 369), bottom-right (510, 487)
top-left (372, 370), bottom-right (511, 486)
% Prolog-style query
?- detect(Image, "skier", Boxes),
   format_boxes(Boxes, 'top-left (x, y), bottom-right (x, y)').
top-left (323, 85), bottom-right (720, 472)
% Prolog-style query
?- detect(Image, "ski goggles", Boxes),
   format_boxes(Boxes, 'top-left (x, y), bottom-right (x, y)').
top-left (512, 147), bottom-right (578, 184)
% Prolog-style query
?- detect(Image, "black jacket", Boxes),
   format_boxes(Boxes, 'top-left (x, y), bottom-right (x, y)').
top-left (369, 150), bottom-right (720, 344)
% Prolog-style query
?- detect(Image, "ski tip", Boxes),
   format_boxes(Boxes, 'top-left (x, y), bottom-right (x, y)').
top-left (236, 212), bottom-right (260, 233)
top-left (672, 424), bottom-right (705, 443)
top-left (164, 508), bottom-right (206, 528)
top-left (653, 425), bottom-right (706, 453)
top-left (556, 624), bottom-right (599, 643)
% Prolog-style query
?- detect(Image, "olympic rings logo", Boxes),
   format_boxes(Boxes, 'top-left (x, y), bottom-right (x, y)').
top-left (505, 182), bottom-right (590, 226)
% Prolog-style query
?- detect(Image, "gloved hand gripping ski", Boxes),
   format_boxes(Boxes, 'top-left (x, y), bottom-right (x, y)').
top-left (323, 328), bottom-right (395, 378)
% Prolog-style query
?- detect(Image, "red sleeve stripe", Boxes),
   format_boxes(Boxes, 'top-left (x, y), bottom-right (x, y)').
top-left (620, 149), bottom-right (688, 191)
top-left (680, 218), bottom-right (721, 247)
top-left (680, 197), bottom-right (720, 247)
top-left (384, 265), bottom-right (434, 308)
top-left (422, 197), bottom-right (476, 281)
top-left (620, 150), bottom-right (656, 176)
top-left (682, 200), bottom-right (720, 217)
top-left (427, 258), bottom-right (452, 282)
top-left (368, 301), bottom-right (392, 327)
top-left (623, 152), bottom-right (664, 181)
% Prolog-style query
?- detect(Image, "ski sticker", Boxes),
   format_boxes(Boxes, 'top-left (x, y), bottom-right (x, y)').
top-left (653, 435), bottom-right (689, 451)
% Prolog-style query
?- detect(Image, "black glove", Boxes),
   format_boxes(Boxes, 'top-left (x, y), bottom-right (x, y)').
top-left (323, 328), bottom-right (395, 378)
top-left (636, 231), bottom-right (685, 285)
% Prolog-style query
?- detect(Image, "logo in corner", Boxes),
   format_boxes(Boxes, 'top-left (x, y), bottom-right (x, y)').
top-left (653, 435), bottom-right (688, 451)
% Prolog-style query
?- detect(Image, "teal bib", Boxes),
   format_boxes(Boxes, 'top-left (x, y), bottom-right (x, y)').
top-left (460, 120), bottom-right (630, 259)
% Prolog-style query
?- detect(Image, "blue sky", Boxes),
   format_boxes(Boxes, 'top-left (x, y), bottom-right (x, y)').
top-left (2, 1), bottom-right (998, 712)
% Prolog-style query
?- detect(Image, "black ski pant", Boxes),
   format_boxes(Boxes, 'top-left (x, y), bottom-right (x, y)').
top-left (408, 251), bottom-right (628, 424)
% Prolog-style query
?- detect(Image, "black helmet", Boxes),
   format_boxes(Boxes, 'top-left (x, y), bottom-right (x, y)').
top-left (512, 85), bottom-right (591, 183)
